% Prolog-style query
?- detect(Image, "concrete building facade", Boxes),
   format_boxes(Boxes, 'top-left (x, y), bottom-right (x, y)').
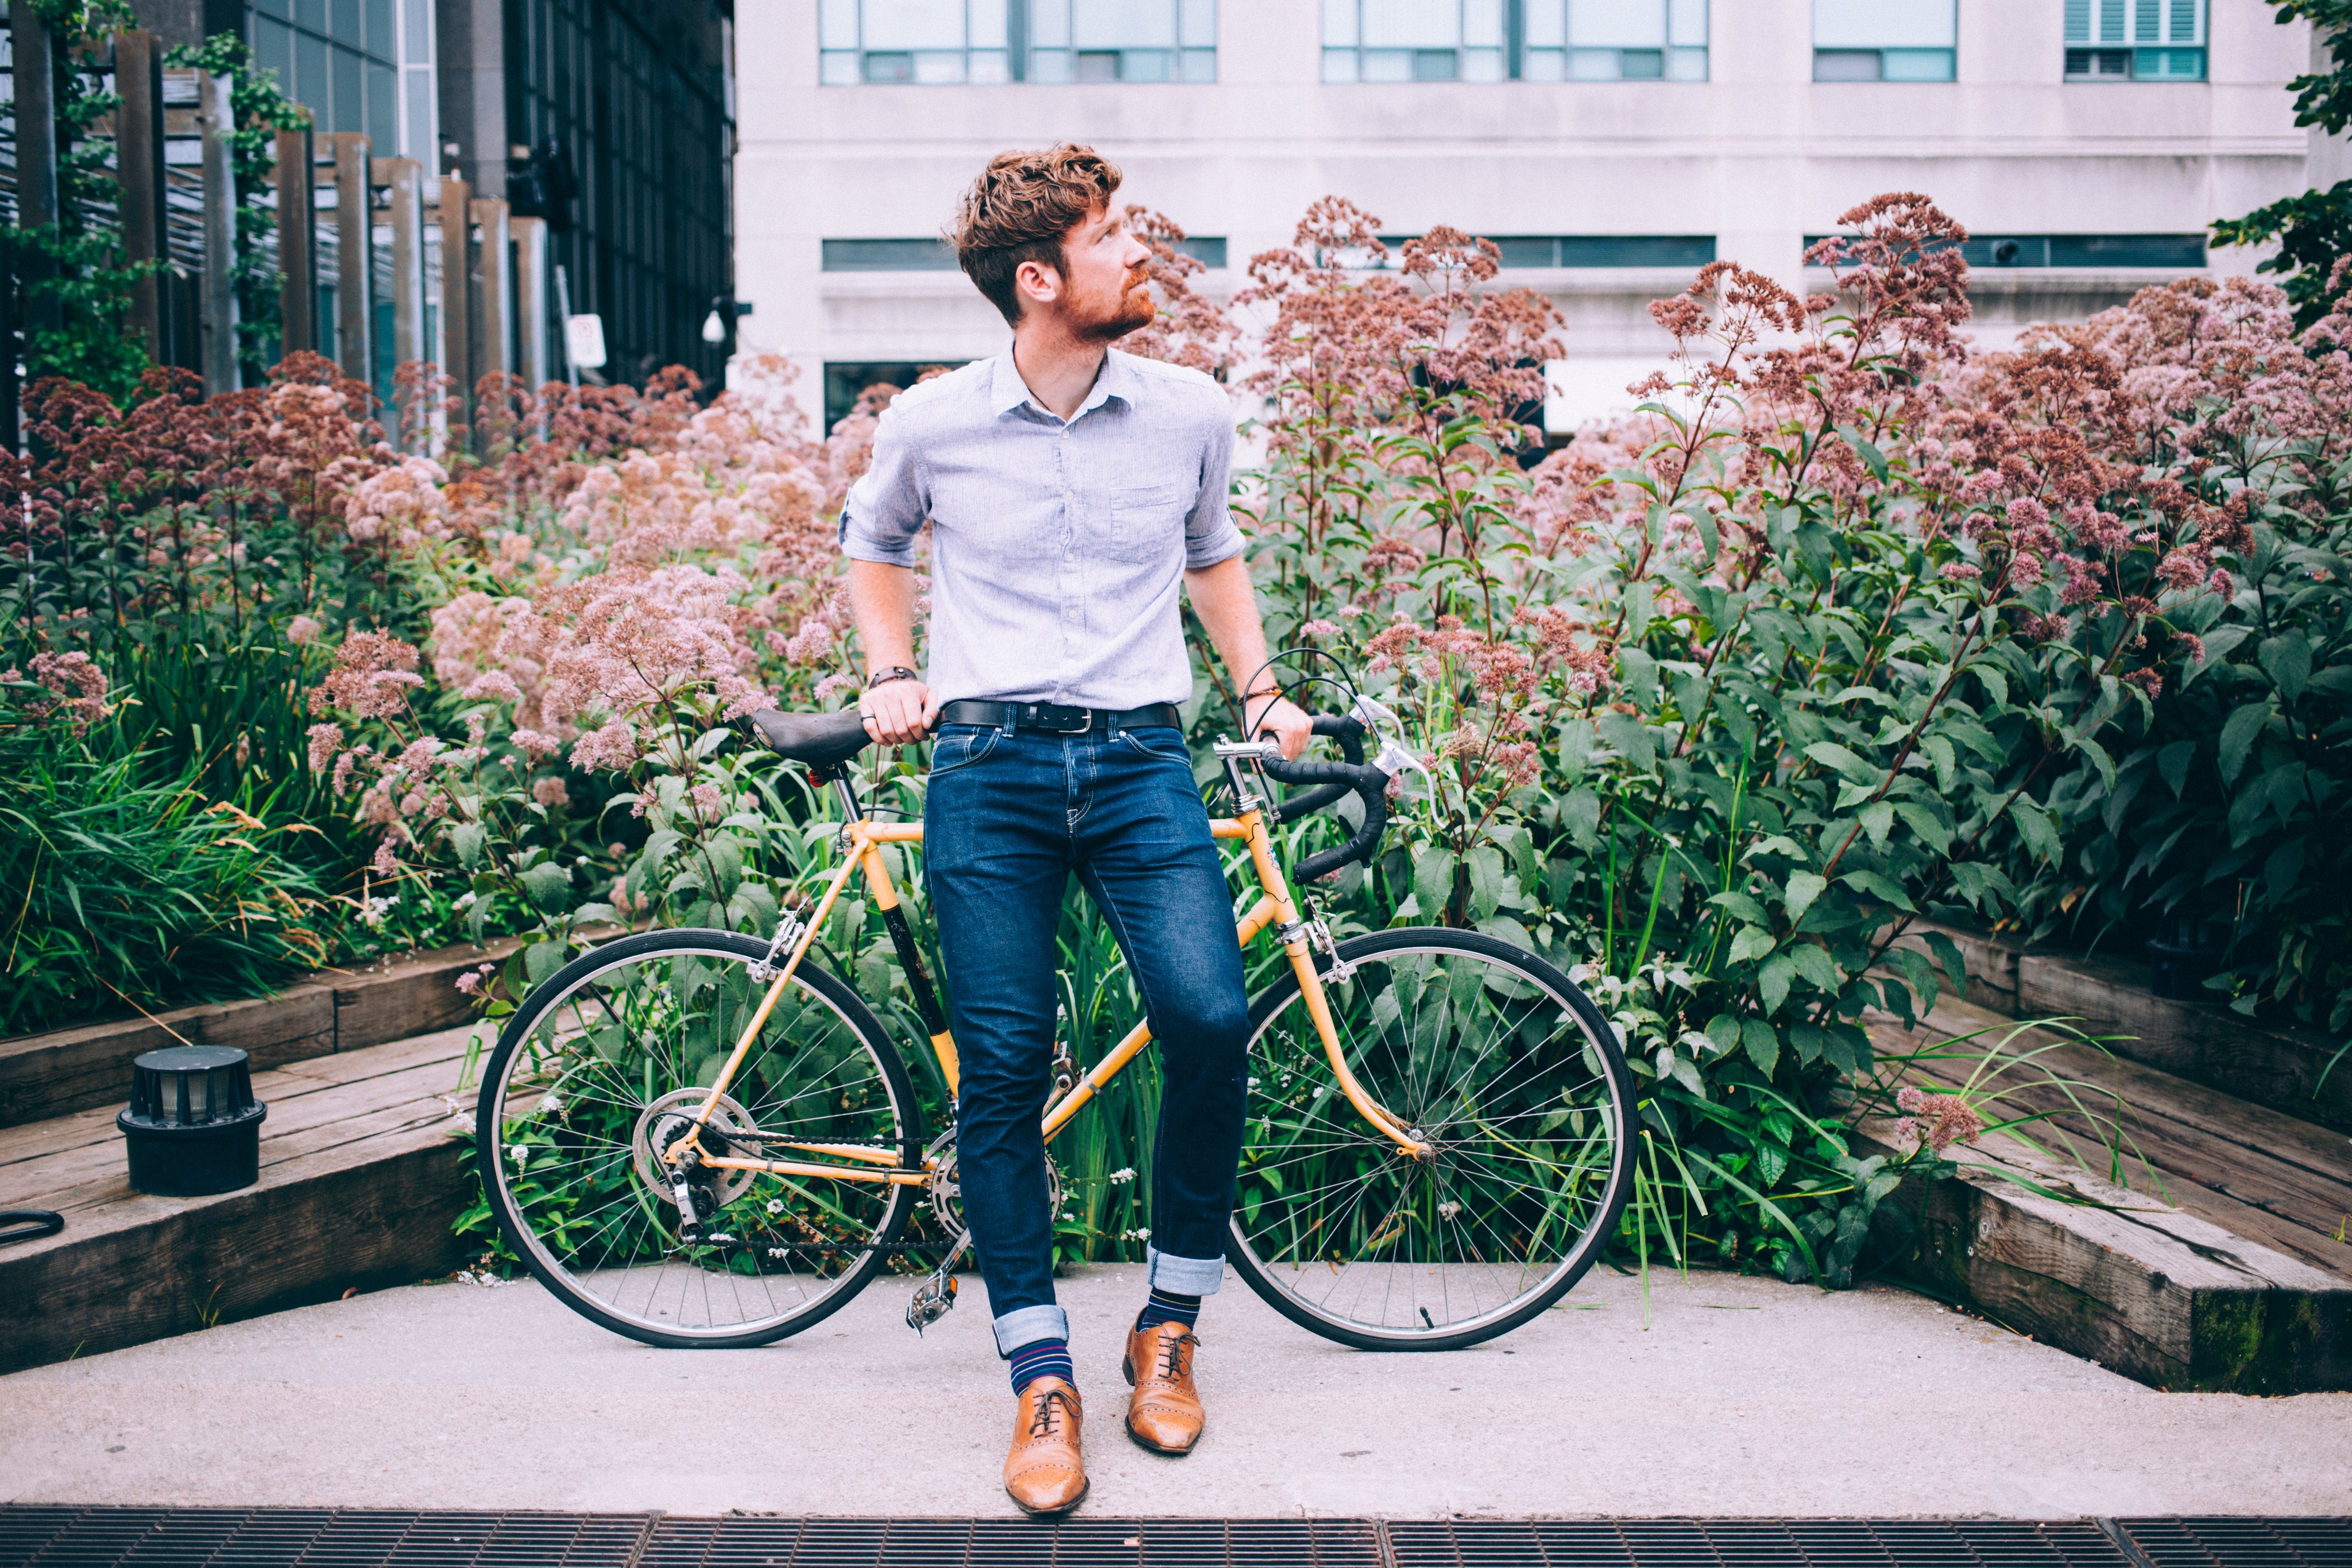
top-left (732, 0), bottom-right (2325, 431)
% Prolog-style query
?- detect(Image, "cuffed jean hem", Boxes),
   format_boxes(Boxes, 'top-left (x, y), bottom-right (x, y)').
top-left (991, 1303), bottom-right (1070, 1357)
top-left (1146, 1245), bottom-right (1226, 1295)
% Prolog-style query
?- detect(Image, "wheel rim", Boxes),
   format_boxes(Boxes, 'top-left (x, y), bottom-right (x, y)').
top-left (484, 942), bottom-right (910, 1339)
top-left (1229, 939), bottom-right (1629, 1342)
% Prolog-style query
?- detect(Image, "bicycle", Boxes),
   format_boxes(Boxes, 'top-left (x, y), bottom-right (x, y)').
top-left (473, 699), bottom-right (1638, 1353)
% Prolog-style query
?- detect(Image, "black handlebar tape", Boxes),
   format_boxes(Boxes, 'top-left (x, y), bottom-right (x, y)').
top-left (1294, 779), bottom-right (1388, 884)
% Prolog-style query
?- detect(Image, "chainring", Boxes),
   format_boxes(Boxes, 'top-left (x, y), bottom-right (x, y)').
top-left (926, 1135), bottom-right (1062, 1235)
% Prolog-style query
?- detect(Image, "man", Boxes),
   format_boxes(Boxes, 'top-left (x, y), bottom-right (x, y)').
top-left (840, 143), bottom-right (1310, 1515)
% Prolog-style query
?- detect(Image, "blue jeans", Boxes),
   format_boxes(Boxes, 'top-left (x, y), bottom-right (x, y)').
top-left (923, 722), bottom-right (1250, 1356)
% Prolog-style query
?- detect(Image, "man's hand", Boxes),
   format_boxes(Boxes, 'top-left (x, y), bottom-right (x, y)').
top-left (1246, 690), bottom-right (1314, 761)
top-left (861, 677), bottom-right (940, 746)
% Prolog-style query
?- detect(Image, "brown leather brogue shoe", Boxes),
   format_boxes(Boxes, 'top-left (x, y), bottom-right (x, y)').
top-left (1003, 1377), bottom-right (1088, 1515)
top-left (1122, 1321), bottom-right (1205, 1455)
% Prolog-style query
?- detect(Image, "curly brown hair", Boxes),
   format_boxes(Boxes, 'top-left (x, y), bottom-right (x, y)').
top-left (951, 143), bottom-right (1123, 327)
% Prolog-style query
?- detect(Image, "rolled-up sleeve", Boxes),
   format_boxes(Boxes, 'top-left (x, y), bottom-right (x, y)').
top-left (839, 403), bottom-right (927, 567)
top-left (1182, 394), bottom-right (1244, 570)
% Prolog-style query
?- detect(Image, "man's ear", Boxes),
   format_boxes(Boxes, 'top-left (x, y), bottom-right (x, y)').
top-left (1015, 257), bottom-right (1063, 309)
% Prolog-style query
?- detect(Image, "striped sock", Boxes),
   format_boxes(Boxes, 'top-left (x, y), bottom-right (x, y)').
top-left (1135, 1287), bottom-right (1201, 1333)
top-left (1007, 1337), bottom-right (1074, 1395)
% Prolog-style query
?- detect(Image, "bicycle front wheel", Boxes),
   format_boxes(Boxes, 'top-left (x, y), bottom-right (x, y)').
top-left (475, 928), bottom-right (921, 1349)
top-left (1228, 926), bottom-right (1637, 1350)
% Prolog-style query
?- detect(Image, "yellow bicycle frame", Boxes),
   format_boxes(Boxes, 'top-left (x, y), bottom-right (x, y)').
top-left (673, 799), bottom-right (1427, 1190)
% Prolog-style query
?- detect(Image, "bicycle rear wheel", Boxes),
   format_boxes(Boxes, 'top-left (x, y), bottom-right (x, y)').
top-left (1227, 926), bottom-right (1637, 1350)
top-left (475, 928), bottom-right (920, 1348)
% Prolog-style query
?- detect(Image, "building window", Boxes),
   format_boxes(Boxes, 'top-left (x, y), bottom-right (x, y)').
top-left (1323, 0), bottom-right (1704, 82)
top-left (1336, 234), bottom-right (1716, 268)
top-left (821, 236), bottom-right (1228, 269)
top-left (819, 0), bottom-right (1214, 85)
top-left (247, 0), bottom-right (408, 152)
top-left (1813, 0), bottom-right (1955, 81)
top-left (1803, 233), bottom-right (2208, 268)
top-left (1526, 0), bottom-right (1709, 83)
top-left (2065, 0), bottom-right (2205, 80)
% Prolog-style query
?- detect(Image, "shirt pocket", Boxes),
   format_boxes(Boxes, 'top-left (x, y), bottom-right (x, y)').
top-left (1096, 481), bottom-right (1190, 564)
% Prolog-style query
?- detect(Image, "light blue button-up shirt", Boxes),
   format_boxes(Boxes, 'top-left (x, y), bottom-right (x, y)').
top-left (838, 347), bottom-right (1244, 711)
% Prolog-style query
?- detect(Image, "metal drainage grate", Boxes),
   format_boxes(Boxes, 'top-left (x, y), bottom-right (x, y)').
top-left (0, 1508), bottom-right (657, 1568)
top-left (1386, 1519), bottom-right (2136, 1567)
top-left (2116, 1519), bottom-right (2352, 1568)
top-left (0, 1512), bottom-right (2343, 1568)
top-left (636, 1516), bottom-right (1382, 1566)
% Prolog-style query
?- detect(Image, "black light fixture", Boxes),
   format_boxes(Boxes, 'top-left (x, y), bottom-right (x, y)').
top-left (118, 1046), bottom-right (267, 1197)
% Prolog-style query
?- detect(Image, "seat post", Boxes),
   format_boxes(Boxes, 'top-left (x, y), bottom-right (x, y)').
top-left (831, 773), bottom-right (865, 824)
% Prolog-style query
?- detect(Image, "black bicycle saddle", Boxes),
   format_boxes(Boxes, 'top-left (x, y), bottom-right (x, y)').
top-left (750, 708), bottom-right (875, 769)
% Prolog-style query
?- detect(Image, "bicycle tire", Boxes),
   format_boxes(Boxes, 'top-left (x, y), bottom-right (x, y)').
top-left (475, 927), bottom-right (921, 1349)
top-left (1225, 926), bottom-right (1638, 1351)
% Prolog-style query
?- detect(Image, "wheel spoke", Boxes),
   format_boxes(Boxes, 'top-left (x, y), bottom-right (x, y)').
top-left (1229, 935), bottom-right (1634, 1346)
top-left (481, 939), bottom-right (915, 1343)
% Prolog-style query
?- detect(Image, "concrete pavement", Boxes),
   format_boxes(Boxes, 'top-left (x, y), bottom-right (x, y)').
top-left (2, 1263), bottom-right (2346, 1517)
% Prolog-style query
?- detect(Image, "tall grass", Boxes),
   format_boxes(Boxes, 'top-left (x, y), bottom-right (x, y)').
top-left (0, 741), bottom-right (335, 1036)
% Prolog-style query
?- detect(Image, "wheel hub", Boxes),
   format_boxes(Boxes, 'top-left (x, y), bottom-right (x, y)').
top-left (633, 1087), bottom-right (760, 1207)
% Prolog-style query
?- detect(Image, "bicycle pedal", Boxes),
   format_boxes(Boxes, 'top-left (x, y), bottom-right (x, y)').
top-left (906, 1272), bottom-right (958, 1335)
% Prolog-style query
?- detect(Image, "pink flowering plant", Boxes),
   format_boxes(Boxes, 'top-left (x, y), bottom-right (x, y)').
top-left (1227, 195), bottom-right (2192, 1283)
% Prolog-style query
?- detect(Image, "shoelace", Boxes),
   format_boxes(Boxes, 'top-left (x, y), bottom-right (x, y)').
top-left (1154, 1330), bottom-right (1200, 1383)
top-left (1026, 1385), bottom-right (1077, 1440)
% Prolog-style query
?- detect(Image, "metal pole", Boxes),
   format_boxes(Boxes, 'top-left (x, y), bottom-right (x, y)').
top-left (554, 264), bottom-right (578, 389)
top-left (331, 133), bottom-right (373, 383)
top-left (510, 215), bottom-right (548, 390)
top-left (197, 69), bottom-right (239, 396)
top-left (274, 120), bottom-right (316, 357)
top-left (117, 29), bottom-right (172, 366)
top-left (10, 0), bottom-right (60, 358)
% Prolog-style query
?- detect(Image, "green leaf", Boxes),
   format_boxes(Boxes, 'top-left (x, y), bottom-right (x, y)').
top-left (1759, 951), bottom-right (1797, 1014)
top-left (1705, 1013), bottom-right (1743, 1057)
top-left (1742, 1017), bottom-right (1781, 1075)
top-left (2219, 700), bottom-right (2272, 785)
top-left (1709, 889), bottom-right (1772, 924)
top-left (522, 938), bottom-right (566, 985)
top-left (1783, 872), bottom-right (1827, 924)
top-left (2260, 631), bottom-right (2312, 703)
top-left (1803, 741), bottom-right (1876, 782)
top-left (451, 822), bottom-right (486, 871)
top-left (1839, 868), bottom-right (1916, 909)
top-left (1468, 846), bottom-right (1507, 922)
top-left (1561, 787), bottom-right (1601, 847)
top-left (2008, 800), bottom-right (2062, 865)
top-left (1728, 924), bottom-right (1777, 964)
top-left (1891, 801), bottom-right (1952, 854)
top-left (520, 861), bottom-right (572, 911)
top-left (2157, 740), bottom-right (2196, 796)
top-left (1558, 719), bottom-right (1595, 783)
top-left (1413, 846), bottom-right (1459, 919)
top-left (1790, 943), bottom-right (1839, 993)
top-left (1922, 930), bottom-right (1967, 996)
top-left (1895, 947), bottom-right (1941, 1014)
top-left (1596, 710), bottom-right (1655, 773)
top-left (1858, 800), bottom-right (1895, 846)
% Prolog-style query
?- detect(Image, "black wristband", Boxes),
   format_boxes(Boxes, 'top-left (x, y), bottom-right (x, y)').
top-left (866, 666), bottom-right (919, 691)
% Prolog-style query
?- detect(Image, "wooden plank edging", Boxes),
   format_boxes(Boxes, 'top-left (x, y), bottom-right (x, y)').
top-left (1881, 920), bottom-right (2352, 1134)
top-left (1855, 1117), bottom-right (2351, 1393)
top-left (0, 938), bottom-right (521, 1129)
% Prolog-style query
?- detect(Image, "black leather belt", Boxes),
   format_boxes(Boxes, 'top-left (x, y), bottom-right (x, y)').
top-left (937, 699), bottom-right (1181, 735)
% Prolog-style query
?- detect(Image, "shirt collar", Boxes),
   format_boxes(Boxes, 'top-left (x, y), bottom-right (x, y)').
top-left (988, 347), bottom-right (1138, 424)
